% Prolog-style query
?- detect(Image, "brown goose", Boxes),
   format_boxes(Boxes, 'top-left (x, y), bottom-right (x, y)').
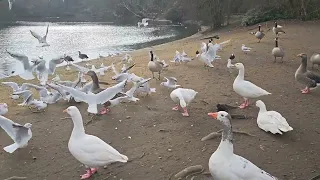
top-left (271, 37), bottom-right (285, 63)
top-left (272, 22), bottom-right (285, 37)
top-left (148, 51), bottom-right (164, 80)
top-left (310, 53), bottom-right (320, 69)
top-left (255, 25), bottom-right (265, 43)
top-left (295, 53), bottom-right (320, 94)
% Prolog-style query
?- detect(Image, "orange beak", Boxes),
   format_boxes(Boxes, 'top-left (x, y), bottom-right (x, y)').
top-left (208, 112), bottom-right (218, 119)
top-left (63, 109), bottom-right (68, 113)
top-left (297, 53), bottom-right (303, 57)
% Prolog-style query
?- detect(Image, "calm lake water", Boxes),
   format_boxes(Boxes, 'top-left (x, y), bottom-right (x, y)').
top-left (0, 21), bottom-right (196, 75)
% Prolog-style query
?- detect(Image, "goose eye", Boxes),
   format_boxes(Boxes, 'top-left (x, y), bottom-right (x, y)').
top-left (221, 114), bottom-right (224, 117)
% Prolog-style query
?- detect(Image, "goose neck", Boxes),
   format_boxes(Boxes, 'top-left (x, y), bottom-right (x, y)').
top-left (71, 114), bottom-right (85, 137)
top-left (236, 68), bottom-right (245, 80)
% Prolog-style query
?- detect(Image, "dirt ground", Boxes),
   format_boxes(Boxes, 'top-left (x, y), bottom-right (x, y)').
top-left (1, 20), bottom-right (320, 180)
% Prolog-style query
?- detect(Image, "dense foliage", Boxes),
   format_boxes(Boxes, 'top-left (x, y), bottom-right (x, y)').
top-left (0, 0), bottom-right (319, 27)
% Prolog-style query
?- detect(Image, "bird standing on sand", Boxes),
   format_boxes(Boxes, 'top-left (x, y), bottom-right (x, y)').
top-left (295, 53), bottom-right (320, 94)
top-left (255, 25), bottom-right (265, 43)
top-left (273, 22), bottom-right (285, 37)
top-left (64, 54), bottom-right (74, 65)
top-left (78, 51), bottom-right (89, 60)
top-left (233, 63), bottom-right (271, 109)
top-left (148, 51), bottom-right (164, 80)
top-left (63, 106), bottom-right (128, 179)
top-left (271, 37), bottom-right (285, 63)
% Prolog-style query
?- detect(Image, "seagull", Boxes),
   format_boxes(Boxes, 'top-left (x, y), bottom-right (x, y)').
top-left (122, 53), bottom-right (133, 64)
top-left (6, 50), bottom-right (39, 80)
top-left (111, 63), bottom-right (136, 82)
top-left (57, 80), bottom-right (127, 114)
top-left (135, 78), bottom-right (156, 96)
top-left (13, 90), bottom-right (48, 112)
top-left (32, 56), bottom-right (64, 85)
top-left (52, 74), bottom-right (61, 82)
top-left (78, 51), bottom-right (89, 60)
top-left (0, 103), bottom-right (8, 116)
top-left (2, 82), bottom-right (30, 99)
top-left (30, 25), bottom-right (50, 47)
top-left (160, 77), bottom-right (181, 89)
top-left (241, 44), bottom-right (252, 54)
top-left (0, 116), bottom-right (32, 153)
top-left (196, 42), bottom-right (217, 68)
top-left (8, 0), bottom-right (14, 10)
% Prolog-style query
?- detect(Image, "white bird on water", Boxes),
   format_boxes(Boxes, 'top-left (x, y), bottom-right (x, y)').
top-left (0, 115), bottom-right (32, 153)
top-left (30, 25), bottom-right (50, 47)
top-left (63, 106), bottom-right (128, 179)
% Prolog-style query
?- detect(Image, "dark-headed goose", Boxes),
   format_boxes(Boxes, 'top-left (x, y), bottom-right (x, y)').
top-left (295, 53), bottom-right (320, 94)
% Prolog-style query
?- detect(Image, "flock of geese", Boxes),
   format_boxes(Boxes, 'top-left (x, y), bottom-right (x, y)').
top-left (0, 21), bottom-right (320, 179)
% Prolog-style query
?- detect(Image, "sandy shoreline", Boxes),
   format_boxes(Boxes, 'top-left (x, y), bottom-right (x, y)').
top-left (1, 21), bottom-right (320, 180)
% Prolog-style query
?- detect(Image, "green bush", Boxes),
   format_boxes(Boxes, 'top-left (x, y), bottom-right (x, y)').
top-left (241, 6), bottom-right (294, 26)
top-left (165, 7), bottom-right (183, 24)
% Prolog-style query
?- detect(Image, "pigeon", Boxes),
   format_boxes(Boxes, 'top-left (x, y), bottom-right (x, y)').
top-left (0, 116), bottom-right (32, 153)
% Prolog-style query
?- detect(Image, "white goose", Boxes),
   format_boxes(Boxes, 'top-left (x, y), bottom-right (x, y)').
top-left (233, 63), bottom-right (271, 109)
top-left (170, 88), bottom-right (198, 117)
top-left (256, 100), bottom-right (293, 134)
top-left (207, 111), bottom-right (279, 180)
top-left (63, 106), bottom-right (128, 179)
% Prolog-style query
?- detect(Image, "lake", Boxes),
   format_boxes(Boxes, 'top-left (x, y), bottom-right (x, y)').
top-left (0, 21), bottom-right (196, 75)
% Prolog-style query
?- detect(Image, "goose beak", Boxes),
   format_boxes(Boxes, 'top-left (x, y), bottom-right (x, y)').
top-left (208, 112), bottom-right (218, 119)
top-left (63, 109), bottom-right (68, 113)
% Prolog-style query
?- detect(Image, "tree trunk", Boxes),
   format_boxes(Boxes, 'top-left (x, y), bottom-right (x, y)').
top-left (226, 0), bottom-right (230, 25)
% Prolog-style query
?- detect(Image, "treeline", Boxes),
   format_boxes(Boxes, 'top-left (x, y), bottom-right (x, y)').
top-left (0, 0), bottom-right (319, 27)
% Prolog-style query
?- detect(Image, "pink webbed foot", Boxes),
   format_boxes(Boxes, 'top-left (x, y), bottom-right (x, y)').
top-left (301, 88), bottom-right (311, 94)
top-left (182, 108), bottom-right (189, 117)
top-left (80, 168), bottom-right (97, 179)
top-left (99, 108), bottom-right (110, 115)
top-left (172, 105), bottom-right (179, 111)
top-left (239, 100), bottom-right (249, 109)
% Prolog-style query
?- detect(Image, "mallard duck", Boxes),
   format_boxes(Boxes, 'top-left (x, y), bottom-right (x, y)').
top-left (271, 37), bottom-right (285, 63)
top-left (207, 111), bottom-right (279, 180)
top-left (233, 63), bottom-right (271, 108)
top-left (272, 22), bottom-right (285, 37)
top-left (310, 53), bottom-right (320, 69)
top-left (148, 51), bottom-right (164, 80)
top-left (295, 53), bottom-right (320, 94)
top-left (255, 25), bottom-right (265, 43)
top-left (256, 100), bottom-right (293, 134)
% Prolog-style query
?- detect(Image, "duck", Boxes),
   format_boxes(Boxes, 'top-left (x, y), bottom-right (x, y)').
top-left (272, 22), bottom-right (285, 37)
top-left (310, 53), bottom-right (320, 69)
top-left (295, 53), bottom-right (320, 94)
top-left (233, 63), bottom-right (271, 109)
top-left (148, 51), bottom-right (164, 80)
top-left (63, 106), bottom-right (128, 179)
top-left (256, 100), bottom-right (293, 134)
top-left (255, 24), bottom-right (265, 43)
top-left (63, 54), bottom-right (74, 65)
top-left (271, 37), bottom-right (285, 63)
top-left (78, 51), bottom-right (89, 60)
top-left (170, 88), bottom-right (198, 117)
top-left (0, 103), bottom-right (8, 116)
top-left (207, 111), bottom-right (279, 180)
